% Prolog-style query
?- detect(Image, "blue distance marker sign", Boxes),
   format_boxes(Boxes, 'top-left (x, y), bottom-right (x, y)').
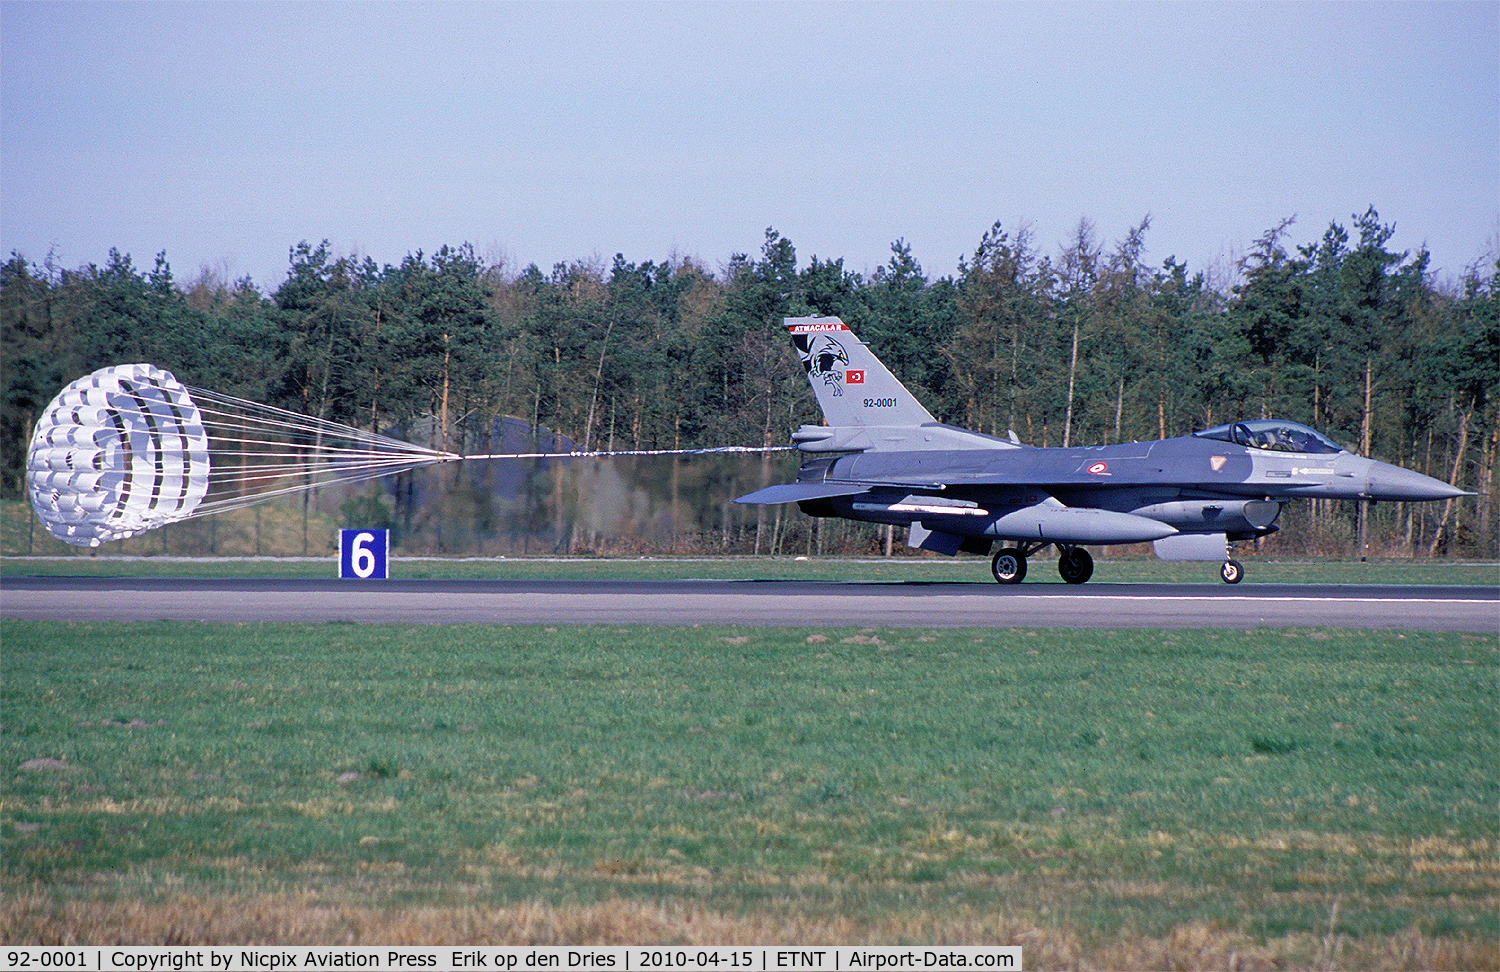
top-left (339, 529), bottom-right (390, 579)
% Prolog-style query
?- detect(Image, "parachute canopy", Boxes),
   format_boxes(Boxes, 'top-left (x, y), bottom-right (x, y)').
top-left (28, 364), bottom-right (211, 546)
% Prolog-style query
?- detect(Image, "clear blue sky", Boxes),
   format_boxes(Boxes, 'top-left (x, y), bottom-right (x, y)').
top-left (3, 1), bottom-right (1496, 292)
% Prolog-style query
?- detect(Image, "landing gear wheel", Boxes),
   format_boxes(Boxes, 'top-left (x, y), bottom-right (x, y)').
top-left (1058, 547), bottom-right (1094, 584)
top-left (991, 547), bottom-right (1027, 584)
top-left (1220, 559), bottom-right (1244, 584)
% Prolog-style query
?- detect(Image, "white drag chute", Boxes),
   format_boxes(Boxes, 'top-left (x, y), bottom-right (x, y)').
top-left (27, 363), bottom-right (794, 548)
top-left (28, 364), bottom-right (210, 546)
top-left (26, 364), bottom-right (448, 547)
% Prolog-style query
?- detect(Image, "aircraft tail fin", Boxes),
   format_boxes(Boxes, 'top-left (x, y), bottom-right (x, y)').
top-left (786, 317), bottom-right (936, 428)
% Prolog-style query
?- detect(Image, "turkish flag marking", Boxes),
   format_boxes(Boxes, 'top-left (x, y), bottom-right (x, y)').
top-left (846, 370), bottom-right (865, 384)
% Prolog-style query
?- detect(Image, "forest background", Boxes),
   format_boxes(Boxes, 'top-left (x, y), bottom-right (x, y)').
top-left (3, 208), bottom-right (1495, 560)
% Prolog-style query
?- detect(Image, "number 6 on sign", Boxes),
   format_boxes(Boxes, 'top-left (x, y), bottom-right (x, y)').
top-left (340, 529), bottom-right (389, 579)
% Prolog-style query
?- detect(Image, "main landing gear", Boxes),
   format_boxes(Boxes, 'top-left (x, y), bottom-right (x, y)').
top-left (991, 543), bottom-right (1094, 585)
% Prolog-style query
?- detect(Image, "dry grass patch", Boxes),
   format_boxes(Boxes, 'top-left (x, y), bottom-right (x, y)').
top-left (5, 895), bottom-right (1498, 970)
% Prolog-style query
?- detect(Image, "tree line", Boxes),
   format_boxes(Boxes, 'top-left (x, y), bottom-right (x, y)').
top-left (3, 208), bottom-right (1495, 557)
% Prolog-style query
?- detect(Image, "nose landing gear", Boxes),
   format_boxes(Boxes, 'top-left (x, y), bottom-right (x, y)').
top-left (1220, 559), bottom-right (1244, 584)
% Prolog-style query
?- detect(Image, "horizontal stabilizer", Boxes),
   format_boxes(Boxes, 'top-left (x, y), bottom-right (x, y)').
top-left (734, 482), bottom-right (871, 505)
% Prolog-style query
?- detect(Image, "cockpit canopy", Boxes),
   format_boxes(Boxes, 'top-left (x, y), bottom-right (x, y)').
top-left (1194, 420), bottom-right (1348, 455)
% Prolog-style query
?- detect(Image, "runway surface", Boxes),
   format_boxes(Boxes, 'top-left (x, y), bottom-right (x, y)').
top-left (4, 576), bottom-right (1496, 631)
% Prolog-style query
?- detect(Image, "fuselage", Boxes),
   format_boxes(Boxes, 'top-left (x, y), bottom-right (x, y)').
top-left (790, 423), bottom-right (1464, 547)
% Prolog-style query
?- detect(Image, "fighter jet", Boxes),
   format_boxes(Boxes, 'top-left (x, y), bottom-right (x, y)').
top-left (736, 316), bottom-right (1468, 584)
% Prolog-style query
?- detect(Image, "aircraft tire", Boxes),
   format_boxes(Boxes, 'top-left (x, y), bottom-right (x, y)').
top-left (1058, 547), bottom-right (1094, 584)
top-left (1220, 559), bottom-right (1244, 584)
top-left (991, 548), bottom-right (1027, 584)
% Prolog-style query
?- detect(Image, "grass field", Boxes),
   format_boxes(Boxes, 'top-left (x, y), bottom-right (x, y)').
top-left (2, 619), bottom-right (1495, 967)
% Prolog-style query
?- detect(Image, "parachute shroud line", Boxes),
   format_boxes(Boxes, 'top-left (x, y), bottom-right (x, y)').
top-left (26, 363), bottom-right (793, 547)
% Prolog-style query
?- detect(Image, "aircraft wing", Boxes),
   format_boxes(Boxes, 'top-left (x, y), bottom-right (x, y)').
top-left (734, 482), bottom-right (872, 505)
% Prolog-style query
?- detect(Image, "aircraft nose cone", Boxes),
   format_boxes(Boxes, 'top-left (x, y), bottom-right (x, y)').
top-left (1365, 462), bottom-right (1470, 501)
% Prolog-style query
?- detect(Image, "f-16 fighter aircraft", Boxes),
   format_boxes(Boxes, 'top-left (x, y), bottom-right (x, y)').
top-left (736, 316), bottom-right (1467, 584)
